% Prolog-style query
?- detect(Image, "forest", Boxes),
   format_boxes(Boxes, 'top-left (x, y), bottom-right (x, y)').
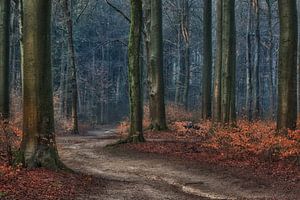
top-left (0, 0), bottom-right (300, 199)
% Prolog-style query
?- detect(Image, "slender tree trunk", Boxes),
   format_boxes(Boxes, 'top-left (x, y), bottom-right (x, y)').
top-left (0, 0), bottom-right (10, 119)
top-left (148, 0), bottom-right (167, 130)
top-left (9, 2), bottom-right (16, 89)
top-left (201, 0), bottom-right (212, 119)
top-left (9, 1), bottom-right (17, 96)
top-left (277, 0), bottom-right (298, 132)
top-left (20, 0), bottom-right (63, 169)
top-left (182, 0), bottom-right (190, 110)
top-left (175, 0), bottom-right (183, 104)
top-left (62, 0), bottom-right (79, 134)
top-left (246, 2), bottom-right (253, 121)
top-left (253, 0), bottom-right (261, 119)
top-left (59, 40), bottom-right (66, 118)
top-left (221, 0), bottom-right (236, 124)
top-left (266, 0), bottom-right (275, 119)
top-left (127, 0), bottom-right (144, 142)
top-left (144, 0), bottom-right (152, 118)
top-left (213, 0), bottom-right (223, 123)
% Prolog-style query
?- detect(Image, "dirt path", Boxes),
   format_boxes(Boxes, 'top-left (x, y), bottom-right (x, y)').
top-left (57, 128), bottom-right (297, 200)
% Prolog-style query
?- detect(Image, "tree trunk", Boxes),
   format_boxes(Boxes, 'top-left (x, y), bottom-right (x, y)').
top-left (127, 0), bottom-right (144, 142)
top-left (59, 37), bottom-right (66, 118)
top-left (201, 0), bottom-right (212, 120)
top-left (0, 0), bottom-right (10, 119)
top-left (20, 0), bottom-right (63, 169)
top-left (246, 2), bottom-right (253, 121)
top-left (266, 0), bottom-right (275, 119)
top-left (148, 0), bottom-right (167, 130)
top-left (253, 0), bottom-right (261, 119)
top-left (182, 0), bottom-right (190, 110)
top-left (212, 0), bottom-right (223, 123)
top-left (175, 0), bottom-right (183, 104)
top-left (221, 0), bottom-right (236, 124)
top-left (277, 0), bottom-right (298, 132)
top-left (62, 0), bottom-right (79, 134)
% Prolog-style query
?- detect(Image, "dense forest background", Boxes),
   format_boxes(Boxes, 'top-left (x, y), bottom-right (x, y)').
top-left (6, 0), bottom-right (299, 127)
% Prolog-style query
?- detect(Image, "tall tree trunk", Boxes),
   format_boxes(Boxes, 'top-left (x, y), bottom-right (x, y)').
top-left (266, 0), bottom-right (275, 119)
top-left (221, 0), bottom-right (236, 124)
top-left (212, 0), bottom-right (223, 123)
top-left (201, 0), bottom-right (212, 120)
top-left (127, 0), bottom-right (144, 142)
top-left (148, 0), bottom-right (167, 130)
top-left (277, 0), bottom-right (298, 132)
top-left (246, 1), bottom-right (253, 121)
top-left (9, 1), bottom-right (15, 87)
top-left (9, 1), bottom-right (16, 96)
top-left (144, 0), bottom-right (151, 102)
top-left (59, 39), bottom-right (66, 118)
top-left (175, 0), bottom-right (183, 104)
top-left (0, 0), bottom-right (10, 119)
top-left (20, 0), bottom-right (63, 169)
top-left (62, 0), bottom-right (79, 134)
top-left (253, 0), bottom-right (261, 119)
top-left (182, 0), bottom-right (190, 110)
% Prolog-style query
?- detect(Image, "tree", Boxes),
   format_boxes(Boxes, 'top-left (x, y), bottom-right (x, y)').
top-left (0, 0), bottom-right (10, 119)
top-left (175, 0), bottom-right (184, 105)
top-left (212, 0), bottom-right (223, 123)
top-left (252, 0), bottom-right (261, 120)
top-left (221, 0), bottom-right (236, 124)
top-left (201, 0), bottom-right (212, 120)
top-left (277, 0), bottom-right (298, 132)
top-left (266, 0), bottom-right (275, 118)
top-left (175, 0), bottom-right (190, 110)
top-left (246, 0), bottom-right (254, 121)
top-left (213, 0), bottom-right (236, 124)
top-left (246, 0), bottom-right (261, 121)
top-left (148, 0), bottom-right (167, 130)
top-left (127, 0), bottom-right (145, 142)
top-left (182, 0), bottom-right (190, 109)
top-left (62, 0), bottom-right (79, 134)
top-left (20, 0), bottom-right (63, 169)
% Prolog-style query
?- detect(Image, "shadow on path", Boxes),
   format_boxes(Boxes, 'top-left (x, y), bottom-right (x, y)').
top-left (57, 127), bottom-right (294, 200)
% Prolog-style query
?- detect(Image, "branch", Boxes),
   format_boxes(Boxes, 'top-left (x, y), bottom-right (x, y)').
top-left (75, 0), bottom-right (90, 24)
top-left (104, 0), bottom-right (131, 23)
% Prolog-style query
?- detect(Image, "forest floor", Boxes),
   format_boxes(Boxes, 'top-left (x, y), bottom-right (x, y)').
top-left (56, 125), bottom-right (300, 200)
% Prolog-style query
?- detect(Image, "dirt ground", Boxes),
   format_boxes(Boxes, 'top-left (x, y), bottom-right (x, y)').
top-left (57, 127), bottom-right (299, 200)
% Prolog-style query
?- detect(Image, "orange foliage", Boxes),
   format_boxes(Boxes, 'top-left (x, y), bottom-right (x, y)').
top-left (159, 120), bottom-right (300, 162)
top-left (124, 120), bottom-right (300, 180)
top-left (117, 107), bottom-right (300, 165)
top-left (117, 104), bottom-right (197, 135)
top-left (0, 164), bottom-right (96, 200)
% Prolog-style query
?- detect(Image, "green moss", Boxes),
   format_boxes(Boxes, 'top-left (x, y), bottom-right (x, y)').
top-left (12, 149), bottom-right (24, 166)
top-left (0, 191), bottom-right (7, 198)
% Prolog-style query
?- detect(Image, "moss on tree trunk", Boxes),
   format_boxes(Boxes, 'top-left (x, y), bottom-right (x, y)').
top-left (202, 0), bottom-right (212, 120)
top-left (148, 0), bottom-right (167, 131)
top-left (213, 0), bottom-right (223, 123)
top-left (63, 0), bottom-right (79, 135)
top-left (128, 0), bottom-right (145, 142)
top-left (0, 0), bottom-right (10, 119)
top-left (20, 0), bottom-right (64, 170)
top-left (213, 0), bottom-right (236, 125)
top-left (221, 0), bottom-right (236, 125)
top-left (277, 0), bottom-right (298, 132)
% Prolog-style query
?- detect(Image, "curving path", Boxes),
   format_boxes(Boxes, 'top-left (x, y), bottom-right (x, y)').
top-left (57, 127), bottom-right (296, 200)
